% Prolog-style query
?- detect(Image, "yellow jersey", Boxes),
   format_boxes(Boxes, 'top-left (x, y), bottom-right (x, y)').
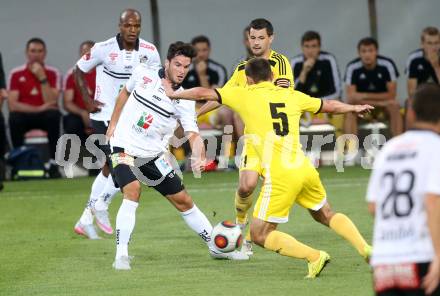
top-left (216, 82), bottom-right (322, 169)
top-left (225, 50), bottom-right (294, 89)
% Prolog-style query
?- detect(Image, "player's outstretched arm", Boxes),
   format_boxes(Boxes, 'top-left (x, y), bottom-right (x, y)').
top-left (106, 86), bottom-right (130, 140)
top-left (197, 101), bottom-right (221, 117)
top-left (321, 100), bottom-right (374, 118)
top-left (162, 79), bottom-right (220, 102)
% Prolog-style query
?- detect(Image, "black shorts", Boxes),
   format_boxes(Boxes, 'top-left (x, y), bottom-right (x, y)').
top-left (111, 147), bottom-right (184, 196)
top-left (91, 120), bottom-right (111, 166)
top-left (374, 262), bottom-right (440, 296)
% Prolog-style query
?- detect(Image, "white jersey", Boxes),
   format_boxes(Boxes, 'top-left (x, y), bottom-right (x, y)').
top-left (110, 65), bottom-right (198, 158)
top-left (76, 34), bottom-right (161, 121)
top-left (366, 130), bottom-right (440, 266)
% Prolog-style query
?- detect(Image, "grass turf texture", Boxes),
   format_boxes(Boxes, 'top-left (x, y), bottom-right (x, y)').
top-left (0, 166), bottom-right (373, 296)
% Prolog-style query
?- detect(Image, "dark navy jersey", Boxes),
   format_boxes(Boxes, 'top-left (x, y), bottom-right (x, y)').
top-left (405, 48), bottom-right (439, 85)
top-left (291, 51), bottom-right (341, 99)
top-left (344, 55), bottom-right (399, 93)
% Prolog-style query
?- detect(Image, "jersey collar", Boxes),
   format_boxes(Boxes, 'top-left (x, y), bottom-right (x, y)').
top-left (116, 33), bottom-right (140, 51)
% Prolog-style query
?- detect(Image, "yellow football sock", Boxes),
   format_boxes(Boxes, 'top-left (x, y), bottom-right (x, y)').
top-left (235, 192), bottom-right (253, 225)
top-left (329, 213), bottom-right (369, 257)
top-left (172, 147), bottom-right (185, 161)
top-left (264, 231), bottom-right (320, 262)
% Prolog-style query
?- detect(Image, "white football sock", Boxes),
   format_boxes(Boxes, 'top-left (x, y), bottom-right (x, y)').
top-left (87, 171), bottom-right (107, 206)
top-left (94, 176), bottom-right (120, 211)
top-left (115, 199), bottom-right (138, 259)
top-left (180, 204), bottom-right (213, 244)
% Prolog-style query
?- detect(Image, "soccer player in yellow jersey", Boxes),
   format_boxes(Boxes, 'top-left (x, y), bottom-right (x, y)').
top-left (163, 58), bottom-right (373, 278)
top-left (199, 19), bottom-right (294, 253)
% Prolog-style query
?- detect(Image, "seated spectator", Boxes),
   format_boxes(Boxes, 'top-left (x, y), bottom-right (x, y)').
top-left (182, 35), bottom-right (233, 130)
top-left (0, 52), bottom-right (7, 188)
top-left (63, 40), bottom-right (95, 144)
top-left (181, 35), bottom-right (235, 170)
top-left (344, 37), bottom-right (403, 139)
top-left (406, 26), bottom-right (440, 99)
top-left (8, 38), bottom-right (61, 178)
top-left (291, 31), bottom-right (342, 132)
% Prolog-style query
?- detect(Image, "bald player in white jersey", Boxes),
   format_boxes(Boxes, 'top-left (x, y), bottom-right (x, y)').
top-left (73, 9), bottom-right (161, 239)
top-left (106, 41), bottom-right (248, 270)
top-left (367, 83), bottom-right (440, 296)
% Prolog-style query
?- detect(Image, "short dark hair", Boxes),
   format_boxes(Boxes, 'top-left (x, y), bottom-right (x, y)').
top-left (357, 37), bottom-right (378, 50)
top-left (191, 35), bottom-right (210, 47)
top-left (26, 37), bottom-right (46, 50)
top-left (80, 40), bottom-right (95, 49)
top-left (421, 26), bottom-right (439, 42)
top-left (245, 58), bottom-right (272, 83)
top-left (301, 31), bottom-right (321, 45)
top-left (166, 41), bottom-right (196, 61)
top-left (249, 18), bottom-right (274, 36)
top-left (412, 83), bottom-right (440, 123)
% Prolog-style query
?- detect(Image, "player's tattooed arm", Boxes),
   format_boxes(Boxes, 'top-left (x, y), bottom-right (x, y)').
top-left (74, 66), bottom-right (103, 113)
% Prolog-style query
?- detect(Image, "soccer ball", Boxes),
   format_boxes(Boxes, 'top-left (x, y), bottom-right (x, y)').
top-left (211, 220), bottom-right (243, 253)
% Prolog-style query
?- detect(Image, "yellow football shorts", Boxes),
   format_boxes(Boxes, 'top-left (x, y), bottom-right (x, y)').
top-left (239, 137), bottom-right (262, 174)
top-left (253, 159), bottom-right (327, 223)
top-left (197, 109), bottom-right (219, 127)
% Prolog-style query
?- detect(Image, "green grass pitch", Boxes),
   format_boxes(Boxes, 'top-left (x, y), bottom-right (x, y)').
top-left (0, 166), bottom-right (374, 296)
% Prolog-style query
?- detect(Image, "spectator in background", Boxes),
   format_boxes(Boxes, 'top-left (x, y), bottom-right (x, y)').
top-left (406, 26), bottom-right (440, 99)
top-left (291, 31), bottom-right (342, 132)
top-left (0, 52), bottom-right (7, 189)
top-left (63, 40), bottom-right (95, 144)
top-left (8, 38), bottom-right (61, 178)
top-left (182, 35), bottom-right (233, 130)
top-left (344, 37), bottom-right (402, 139)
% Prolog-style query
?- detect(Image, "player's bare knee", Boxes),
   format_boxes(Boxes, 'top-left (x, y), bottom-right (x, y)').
top-left (238, 178), bottom-right (257, 197)
top-left (311, 203), bottom-right (335, 226)
top-left (122, 181), bottom-right (141, 201)
top-left (168, 191), bottom-right (194, 212)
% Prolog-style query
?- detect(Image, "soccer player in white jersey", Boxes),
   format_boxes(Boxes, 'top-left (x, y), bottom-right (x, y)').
top-left (106, 42), bottom-right (249, 270)
top-left (367, 83), bottom-right (440, 296)
top-left (73, 9), bottom-right (161, 239)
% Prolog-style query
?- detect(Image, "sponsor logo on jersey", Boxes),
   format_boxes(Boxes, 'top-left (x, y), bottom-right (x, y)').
top-left (140, 43), bottom-right (155, 51)
top-left (95, 85), bottom-right (101, 99)
top-left (143, 76), bottom-right (152, 84)
top-left (136, 112), bottom-right (154, 130)
top-left (360, 73), bottom-right (366, 80)
top-left (30, 87), bottom-right (39, 96)
top-left (19, 76), bottom-right (26, 82)
top-left (139, 55), bottom-right (149, 64)
top-left (109, 52), bottom-right (118, 64)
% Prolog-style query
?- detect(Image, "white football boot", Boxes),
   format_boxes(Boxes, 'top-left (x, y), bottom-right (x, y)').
top-left (113, 256), bottom-right (132, 270)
